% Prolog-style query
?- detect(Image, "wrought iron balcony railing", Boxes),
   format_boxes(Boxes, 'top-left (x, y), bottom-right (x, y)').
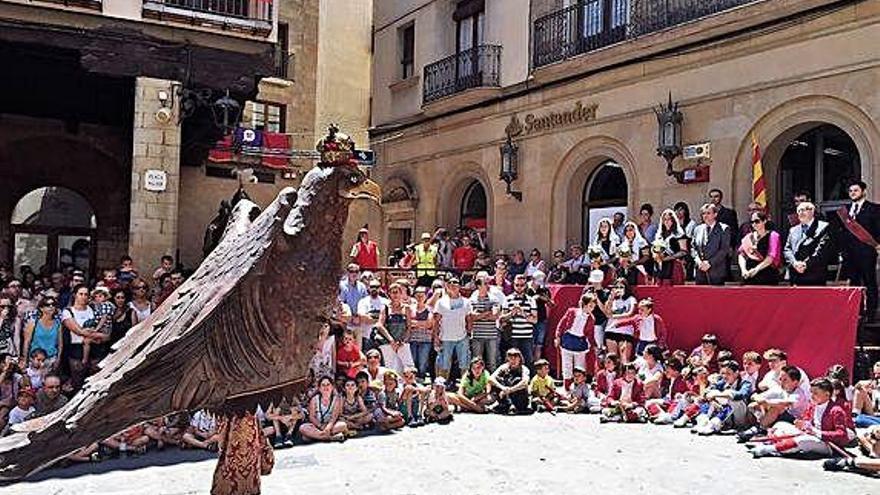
top-left (28, 0), bottom-right (103, 10)
top-left (423, 44), bottom-right (502, 105)
top-left (533, 0), bottom-right (759, 68)
top-left (143, 0), bottom-right (274, 36)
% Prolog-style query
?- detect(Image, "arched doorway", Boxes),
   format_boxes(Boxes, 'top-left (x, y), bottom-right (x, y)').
top-left (11, 187), bottom-right (96, 276)
top-left (582, 161), bottom-right (628, 247)
top-left (460, 180), bottom-right (487, 229)
top-left (460, 180), bottom-right (488, 242)
top-left (778, 124), bottom-right (861, 222)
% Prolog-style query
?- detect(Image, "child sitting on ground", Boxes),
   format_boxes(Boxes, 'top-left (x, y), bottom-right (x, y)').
top-left (672, 366), bottom-right (711, 428)
top-left (267, 398), bottom-right (305, 448)
top-left (103, 422), bottom-right (151, 456)
top-left (739, 365), bottom-right (809, 442)
top-left (372, 371), bottom-right (405, 431)
top-left (400, 367), bottom-right (428, 427)
top-left (529, 359), bottom-right (560, 413)
top-left (594, 353), bottom-right (621, 409)
top-left (648, 358), bottom-right (689, 424)
top-left (692, 361), bottom-right (753, 435)
top-left (24, 348), bottom-right (48, 391)
top-left (340, 377), bottom-right (373, 433)
top-left (182, 409), bottom-right (220, 451)
top-left (749, 378), bottom-right (849, 459)
top-left (741, 351), bottom-right (763, 389)
top-left (424, 377), bottom-right (453, 424)
top-left (601, 363), bottom-right (646, 423)
top-left (562, 367), bottom-right (594, 413)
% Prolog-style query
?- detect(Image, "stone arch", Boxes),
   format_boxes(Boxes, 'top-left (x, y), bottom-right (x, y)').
top-left (435, 161), bottom-right (495, 238)
top-left (0, 134), bottom-right (130, 275)
top-left (550, 135), bottom-right (638, 250)
top-left (732, 95), bottom-right (880, 216)
top-left (381, 175), bottom-right (418, 204)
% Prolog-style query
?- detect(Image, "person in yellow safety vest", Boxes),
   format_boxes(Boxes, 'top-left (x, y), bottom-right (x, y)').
top-left (414, 232), bottom-right (438, 283)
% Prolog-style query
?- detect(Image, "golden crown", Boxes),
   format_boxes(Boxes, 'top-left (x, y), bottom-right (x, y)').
top-left (316, 124), bottom-right (356, 166)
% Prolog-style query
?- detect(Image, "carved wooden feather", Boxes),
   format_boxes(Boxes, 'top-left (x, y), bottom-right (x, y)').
top-left (0, 164), bottom-right (378, 480)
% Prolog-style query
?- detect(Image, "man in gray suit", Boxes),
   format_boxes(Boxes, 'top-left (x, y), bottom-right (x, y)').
top-left (784, 201), bottom-right (831, 286)
top-left (691, 203), bottom-right (732, 285)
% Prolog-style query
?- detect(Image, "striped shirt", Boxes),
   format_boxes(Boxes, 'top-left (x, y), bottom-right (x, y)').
top-left (469, 293), bottom-right (501, 340)
top-left (503, 293), bottom-right (536, 339)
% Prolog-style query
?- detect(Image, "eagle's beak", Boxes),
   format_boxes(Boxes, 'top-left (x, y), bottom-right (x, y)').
top-left (345, 178), bottom-right (381, 202)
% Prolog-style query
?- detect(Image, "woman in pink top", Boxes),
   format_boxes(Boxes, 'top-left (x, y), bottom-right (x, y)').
top-left (738, 211), bottom-right (781, 285)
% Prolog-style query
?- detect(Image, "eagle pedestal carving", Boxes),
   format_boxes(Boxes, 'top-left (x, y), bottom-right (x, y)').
top-left (0, 127), bottom-right (380, 494)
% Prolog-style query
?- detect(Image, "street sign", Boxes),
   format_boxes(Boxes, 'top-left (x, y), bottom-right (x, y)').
top-left (353, 149), bottom-right (375, 166)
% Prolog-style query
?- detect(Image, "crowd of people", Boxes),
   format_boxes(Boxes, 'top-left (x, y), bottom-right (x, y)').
top-left (330, 258), bottom-right (880, 473)
top-left (360, 183), bottom-right (880, 322)
top-left (1, 182), bottom-right (879, 474)
top-left (0, 254), bottom-right (185, 435)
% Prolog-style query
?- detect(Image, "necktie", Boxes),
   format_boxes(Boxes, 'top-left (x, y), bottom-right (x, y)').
top-left (802, 224), bottom-right (809, 236)
top-left (852, 203), bottom-right (861, 219)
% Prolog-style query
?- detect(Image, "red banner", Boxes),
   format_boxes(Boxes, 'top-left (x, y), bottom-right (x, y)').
top-left (544, 285), bottom-right (862, 378)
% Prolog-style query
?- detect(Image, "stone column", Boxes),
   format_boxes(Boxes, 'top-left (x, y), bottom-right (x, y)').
top-left (128, 76), bottom-right (181, 271)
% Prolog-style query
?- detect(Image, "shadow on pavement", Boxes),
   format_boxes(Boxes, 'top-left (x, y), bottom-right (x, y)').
top-left (5, 448), bottom-right (217, 484)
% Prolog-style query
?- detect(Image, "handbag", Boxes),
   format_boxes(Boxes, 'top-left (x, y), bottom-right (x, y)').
top-left (560, 332), bottom-right (590, 352)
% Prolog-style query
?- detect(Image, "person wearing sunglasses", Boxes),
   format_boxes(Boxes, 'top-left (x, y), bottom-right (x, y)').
top-left (129, 278), bottom-right (155, 326)
top-left (738, 209), bottom-right (782, 285)
top-left (20, 297), bottom-right (62, 373)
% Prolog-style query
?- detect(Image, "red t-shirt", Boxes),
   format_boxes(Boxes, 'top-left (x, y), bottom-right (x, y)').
top-left (336, 344), bottom-right (363, 378)
top-left (452, 246), bottom-right (477, 270)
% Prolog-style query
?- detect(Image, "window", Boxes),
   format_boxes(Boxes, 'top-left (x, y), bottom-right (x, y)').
top-left (246, 101), bottom-right (285, 133)
top-left (779, 124), bottom-right (860, 218)
top-left (455, 0), bottom-right (485, 53)
top-left (275, 22), bottom-right (290, 79)
top-left (573, 0), bottom-right (628, 40)
top-left (400, 23), bottom-right (415, 79)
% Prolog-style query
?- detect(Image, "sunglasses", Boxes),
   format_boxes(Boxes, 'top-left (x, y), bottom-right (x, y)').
top-left (750, 219), bottom-right (763, 224)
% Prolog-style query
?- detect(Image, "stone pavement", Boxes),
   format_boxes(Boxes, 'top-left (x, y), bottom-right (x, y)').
top-left (4, 414), bottom-right (878, 495)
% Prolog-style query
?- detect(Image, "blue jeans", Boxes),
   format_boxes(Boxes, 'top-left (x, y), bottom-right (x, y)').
top-left (410, 342), bottom-right (433, 377)
top-left (855, 414), bottom-right (880, 428)
top-left (470, 337), bottom-right (499, 371)
top-left (532, 321), bottom-right (548, 348)
top-left (436, 338), bottom-right (469, 377)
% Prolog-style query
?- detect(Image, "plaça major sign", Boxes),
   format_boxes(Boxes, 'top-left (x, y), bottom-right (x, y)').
top-left (505, 101), bottom-right (599, 137)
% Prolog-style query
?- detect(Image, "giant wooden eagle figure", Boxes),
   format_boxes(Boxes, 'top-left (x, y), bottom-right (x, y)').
top-left (0, 126), bottom-right (380, 494)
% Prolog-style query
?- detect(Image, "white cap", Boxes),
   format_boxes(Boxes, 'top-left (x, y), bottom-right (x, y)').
top-left (588, 270), bottom-right (605, 284)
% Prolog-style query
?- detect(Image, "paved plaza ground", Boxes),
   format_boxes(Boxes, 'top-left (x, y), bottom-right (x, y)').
top-left (4, 413), bottom-right (878, 495)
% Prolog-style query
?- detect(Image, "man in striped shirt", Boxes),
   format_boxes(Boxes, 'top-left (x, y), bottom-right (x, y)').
top-left (469, 275), bottom-right (503, 371)
top-left (501, 275), bottom-right (538, 368)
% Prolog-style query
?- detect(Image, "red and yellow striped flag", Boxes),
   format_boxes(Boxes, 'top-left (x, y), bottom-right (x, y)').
top-left (751, 132), bottom-right (767, 207)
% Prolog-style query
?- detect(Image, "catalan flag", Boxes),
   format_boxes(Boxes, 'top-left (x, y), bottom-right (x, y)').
top-left (751, 132), bottom-right (767, 207)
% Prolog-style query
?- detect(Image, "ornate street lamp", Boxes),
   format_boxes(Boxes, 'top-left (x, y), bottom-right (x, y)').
top-left (654, 92), bottom-right (683, 178)
top-left (499, 133), bottom-right (523, 201)
top-left (213, 89), bottom-right (242, 135)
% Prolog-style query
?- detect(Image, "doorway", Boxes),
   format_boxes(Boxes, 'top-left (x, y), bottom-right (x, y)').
top-left (582, 161), bottom-right (628, 247)
top-left (11, 187), bottom-right (96, 276)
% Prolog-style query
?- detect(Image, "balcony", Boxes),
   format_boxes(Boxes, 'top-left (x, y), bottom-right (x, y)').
top-left (143, 0), bottom-right (274, 37)
top-left (20, 0), bottom-right (102, 10)
top-left (533, 0), bottom-right (760, 68)
top-left (423, 44), bottom-right (502, 105)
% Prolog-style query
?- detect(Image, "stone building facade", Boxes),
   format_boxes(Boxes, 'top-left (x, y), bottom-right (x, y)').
top-left (369, 0), bottom-right (880, 259)
top-left (1, 0), bottom-right (373, 277)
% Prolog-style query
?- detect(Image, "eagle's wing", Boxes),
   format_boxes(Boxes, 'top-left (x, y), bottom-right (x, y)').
top-left (0, 188), bottom-right (297, 479)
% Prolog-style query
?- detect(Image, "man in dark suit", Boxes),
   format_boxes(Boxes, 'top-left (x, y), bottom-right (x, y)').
top-left (709, 188), bottom-right (739, 249)
top-left (841, 180), bottom-right (880, 318)
top-left (784, 202), bottom-right (832, 286)
top-left (691, 203), bottom-right (732, 285)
